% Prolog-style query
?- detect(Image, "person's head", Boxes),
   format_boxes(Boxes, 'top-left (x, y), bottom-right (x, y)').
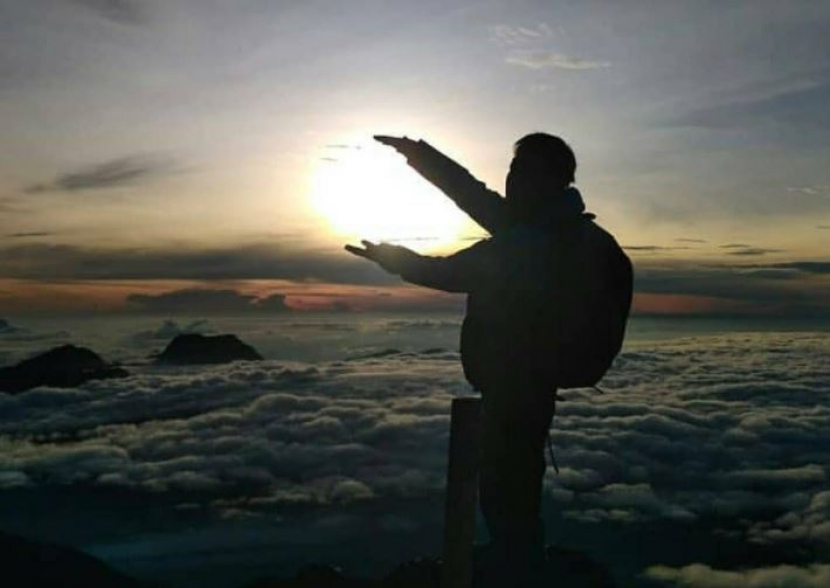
top-left (506, 132), bottom-right (576, 221)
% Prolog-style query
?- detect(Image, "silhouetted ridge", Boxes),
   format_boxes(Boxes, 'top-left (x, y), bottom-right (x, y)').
top-left (155, 333), bottom-right (263, 365)
top-left (239, 545), bottom-right (614, 587)
top-left (0, 344), bottom-right (128, 394)
top-left (0, 531), bottom-right (141, 588)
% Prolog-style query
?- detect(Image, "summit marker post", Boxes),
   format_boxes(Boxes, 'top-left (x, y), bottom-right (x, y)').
top-left (441, 397), bottom-right (482, 588)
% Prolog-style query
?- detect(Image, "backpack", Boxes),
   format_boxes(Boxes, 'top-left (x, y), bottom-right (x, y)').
top-left (457, 215), bottom-right (633, 393)
top-left (547, 216), bottom-right (633, 388)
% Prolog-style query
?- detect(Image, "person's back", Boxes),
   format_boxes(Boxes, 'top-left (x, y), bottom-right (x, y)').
top-left (459, 201), bottom-right (629, 393)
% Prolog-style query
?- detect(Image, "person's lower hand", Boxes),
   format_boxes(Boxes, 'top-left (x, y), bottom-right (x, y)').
top-left (344, 240), bottom-right (414, 274)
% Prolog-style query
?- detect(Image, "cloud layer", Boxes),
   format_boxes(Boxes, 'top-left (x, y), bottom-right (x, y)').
top-left (0, 331), bottom-right (827, 554)
top-left (646, 563), bottom-right (830, 588)
top-left (126, 289), bottom-right (291, 314)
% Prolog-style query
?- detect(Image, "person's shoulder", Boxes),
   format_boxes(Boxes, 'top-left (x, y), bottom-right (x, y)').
top-left (582, 218), bottom-right (631, 264)
top-left (583, 217), bottom-right (621, 246)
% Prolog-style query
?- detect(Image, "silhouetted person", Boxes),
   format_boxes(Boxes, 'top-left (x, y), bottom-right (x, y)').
top-left (347, 133), bottom-right (632, 587)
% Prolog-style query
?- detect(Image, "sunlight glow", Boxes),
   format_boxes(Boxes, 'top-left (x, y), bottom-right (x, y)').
top-left (309, 141), bottom-right (468, 250)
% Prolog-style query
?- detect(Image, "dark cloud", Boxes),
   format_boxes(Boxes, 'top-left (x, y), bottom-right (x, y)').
top-left (718, 243), bottom-right (786, 257)
top-left (0, 240), bottom-right (826, 316)
top-left (674, 238), bottom-right (707, 244)
top-left (623, 245), bottom-right (691, 252)
top-left (253, 293), bottom-right (291, 312)
top-left (634, 260), bottom-right (830, 315)
top-left (6, 232), bottom-right (51, 239)
top-left (24, 155), bottom-right (172, 193)
top-left (726, 247), bottom-right (785, 256)
top-left (817, 225), bottom-right (830, 230)
top-left (768, 261), bottom-right (830, 274)
top-left (70, 0), bottom-right (146, 25)
top-left (126, 289), bottom-right (292, 314)
top-left (127, 288), bottom-right (255, 313)
top-left (0, 242), bottom-right (398, 285)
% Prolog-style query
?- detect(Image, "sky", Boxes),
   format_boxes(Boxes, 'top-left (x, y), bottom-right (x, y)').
top-left (1, 0), bottom-right (829, 316)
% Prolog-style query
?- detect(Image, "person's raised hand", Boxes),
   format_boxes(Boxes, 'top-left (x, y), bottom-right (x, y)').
top-left (373, 135), bottom-right (420, 159)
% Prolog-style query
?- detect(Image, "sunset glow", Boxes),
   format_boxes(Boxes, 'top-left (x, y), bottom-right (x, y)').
top-left (310, 141), bottom-right (469, 249)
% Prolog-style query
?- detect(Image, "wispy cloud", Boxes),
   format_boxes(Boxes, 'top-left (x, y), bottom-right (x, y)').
top-left (490, 23), bottom-right (553, 46)
top-left (506, 51), bottom-right (611, 70)
top-left (70, 0), bottom-right (146, 26)
top-left (24, 155), bottom-right (174, 194)
top-left (786, 185), bottom-right (830, 197)
top-left (675, 238), bottom-right (707, 244)
top-left (668, 80), bottom-right (830, 130)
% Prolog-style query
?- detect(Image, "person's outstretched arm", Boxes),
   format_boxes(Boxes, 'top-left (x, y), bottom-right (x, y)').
top-left (345, 239), bottom-right (495, 293)
top-left (374, 136), bottom-right (508, 236)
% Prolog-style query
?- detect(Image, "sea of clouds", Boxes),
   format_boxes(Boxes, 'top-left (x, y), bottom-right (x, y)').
top-left (0, 317), bottom-right (828, 587)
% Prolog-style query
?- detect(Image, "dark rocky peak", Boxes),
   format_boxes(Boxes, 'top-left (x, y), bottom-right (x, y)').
top-left (155, 333), bottom-right (263, 365)
top-left (0, 344), bottom-right (128, 394)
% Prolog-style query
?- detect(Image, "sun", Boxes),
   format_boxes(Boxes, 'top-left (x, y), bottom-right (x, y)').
top-left (309, 140), bottom-right (469, 250)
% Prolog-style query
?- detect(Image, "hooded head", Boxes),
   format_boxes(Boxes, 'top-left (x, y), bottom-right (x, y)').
top-left (506, 133), bottom-right (578, 224)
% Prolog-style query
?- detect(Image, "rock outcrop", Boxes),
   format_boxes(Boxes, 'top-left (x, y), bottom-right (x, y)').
top-left (0, 531), bottom-right (141, 588)
top-left (0, 344), bottom-right (128, 394)
top-left (155, 333), bottom-right (263, 365)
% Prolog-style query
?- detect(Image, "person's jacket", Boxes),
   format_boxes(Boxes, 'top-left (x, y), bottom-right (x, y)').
top-left (390, 141), bottom-right (633, 391)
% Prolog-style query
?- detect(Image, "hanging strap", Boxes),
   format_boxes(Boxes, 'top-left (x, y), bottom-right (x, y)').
top-left (547, 390), bottom-right (561, 474)
top-left (546, 386), bottom-right (604, 474)
top-left (546, 430), bottom-right (559, 474)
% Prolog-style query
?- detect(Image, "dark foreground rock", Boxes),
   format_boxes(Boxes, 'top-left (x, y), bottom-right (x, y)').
top-left (245, 564), bottom-right (372, 588)
top-left (242, 545), bottom-right (615, 588)
top-left (155, 333), bottom-right (263, 365)
top-left (0, 531), bottom-right (142, 588)
top-left (0, 344), bottom-right (129, 394)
